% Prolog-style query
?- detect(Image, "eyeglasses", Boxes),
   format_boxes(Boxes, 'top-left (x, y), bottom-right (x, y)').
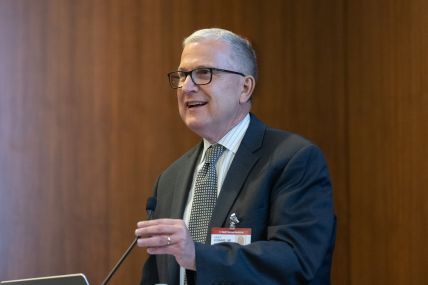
top-left (167, 67), bottom-right (246, 89)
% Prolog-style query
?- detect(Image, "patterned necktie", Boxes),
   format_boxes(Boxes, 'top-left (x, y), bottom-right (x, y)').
top-left (188, 144), bottom-right (225, 243)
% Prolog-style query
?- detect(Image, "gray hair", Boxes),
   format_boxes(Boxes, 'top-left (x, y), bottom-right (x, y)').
top-left (183, 28), bottom-right (258, 80)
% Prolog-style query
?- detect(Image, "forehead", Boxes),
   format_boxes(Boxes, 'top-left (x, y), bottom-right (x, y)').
top-left (179, 39), bottom-right (234, 70)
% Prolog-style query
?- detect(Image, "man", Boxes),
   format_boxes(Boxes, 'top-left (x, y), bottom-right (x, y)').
top-left (135, 28), bottom-right (336, 285)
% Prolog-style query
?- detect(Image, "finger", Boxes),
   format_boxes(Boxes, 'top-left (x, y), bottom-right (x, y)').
top-left (136, 218), bottom-right (189, 238)
top-left (145, 235), bottom-right (179, 256)
top-left (137, 218), bottom-right (183, 228)
top-left (135, 223), bottom-right (174, 238)
top-left (137, 234), bottom-right (174, 248)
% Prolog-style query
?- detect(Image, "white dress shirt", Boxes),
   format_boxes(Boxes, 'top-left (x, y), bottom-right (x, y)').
top-left (179, 113), bottom-right (251, 285)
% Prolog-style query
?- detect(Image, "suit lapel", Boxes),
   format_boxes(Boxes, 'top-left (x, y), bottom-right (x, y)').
top-left (170, 143), bottom-right (203, 219)
top-left (210, 115), bottom-right (265, 228)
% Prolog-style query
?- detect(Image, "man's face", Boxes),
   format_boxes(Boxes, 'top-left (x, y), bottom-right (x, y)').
top-left (177, 39), bottom-right (250, 143)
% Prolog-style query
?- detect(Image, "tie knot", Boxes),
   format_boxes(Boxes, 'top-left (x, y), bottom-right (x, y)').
top-left (204, 144), bottom-right (225, 165)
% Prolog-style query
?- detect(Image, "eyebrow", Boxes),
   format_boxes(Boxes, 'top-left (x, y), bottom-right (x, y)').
top-left (177, 66), bottom-right (214, 72)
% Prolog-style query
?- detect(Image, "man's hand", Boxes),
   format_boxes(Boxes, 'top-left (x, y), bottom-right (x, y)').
top-left (135, 218), bottom-right (196, 270)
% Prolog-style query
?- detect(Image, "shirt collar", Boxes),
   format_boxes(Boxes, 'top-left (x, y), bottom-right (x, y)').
top-left (201, 113), bottom-right (251, 160)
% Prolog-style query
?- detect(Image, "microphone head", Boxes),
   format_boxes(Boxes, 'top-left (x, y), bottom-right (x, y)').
top-left (146, 196), bottom-right (157, 212)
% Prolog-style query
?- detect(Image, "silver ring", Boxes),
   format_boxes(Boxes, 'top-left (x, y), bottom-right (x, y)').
top-left (167, 236), bottom-right (171, 246)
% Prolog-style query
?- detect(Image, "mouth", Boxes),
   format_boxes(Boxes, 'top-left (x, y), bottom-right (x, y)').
top-left (186, 101), bottom-right (208, 109)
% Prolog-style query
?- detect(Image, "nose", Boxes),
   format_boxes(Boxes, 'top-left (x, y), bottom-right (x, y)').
top-left (180, 74), bottom-right (198, 93)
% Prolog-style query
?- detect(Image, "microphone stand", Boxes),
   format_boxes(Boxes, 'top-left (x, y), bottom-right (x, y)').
top-left (100, 237), bottom-right (139, 285)
top-left (100, 197), bottom-right (157, 285)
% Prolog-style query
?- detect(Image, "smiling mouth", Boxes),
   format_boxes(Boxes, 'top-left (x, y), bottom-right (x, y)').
top-left (186, 101), bottom-right (207, 108)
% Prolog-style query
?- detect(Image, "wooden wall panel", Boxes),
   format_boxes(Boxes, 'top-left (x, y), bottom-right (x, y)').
top-left (0, 0), bottom-right (348, 284)
top-left (347, 0), bottom-right (428, 284)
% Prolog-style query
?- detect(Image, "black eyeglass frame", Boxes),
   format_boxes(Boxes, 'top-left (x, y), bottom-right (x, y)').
top-left (167, 67), bottom-right (246, 89)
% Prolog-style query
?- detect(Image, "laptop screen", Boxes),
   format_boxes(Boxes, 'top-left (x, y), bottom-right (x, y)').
top-left (0, 273), bottom-right (89, 285)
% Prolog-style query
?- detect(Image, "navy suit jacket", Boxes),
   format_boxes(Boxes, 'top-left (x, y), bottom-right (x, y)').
top-left (141, 114), bottom-right (336, 285)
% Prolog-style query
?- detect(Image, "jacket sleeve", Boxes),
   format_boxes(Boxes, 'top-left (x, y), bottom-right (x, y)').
top-left (193, 145), bottom-right (336, 285)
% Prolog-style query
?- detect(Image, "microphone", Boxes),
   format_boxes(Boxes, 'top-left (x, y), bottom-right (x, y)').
top-left (145, 196), bottom-right (157, 220)
top-left (101, 196), bottom-right (157, 285)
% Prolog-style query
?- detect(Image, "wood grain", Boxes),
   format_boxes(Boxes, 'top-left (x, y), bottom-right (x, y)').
top-left (347, 0), bottom-right (428, 284)
top-left (2, 0), bottom-right (425, 284)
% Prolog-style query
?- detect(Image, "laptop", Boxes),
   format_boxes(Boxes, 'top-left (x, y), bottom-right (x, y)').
top-left (0, 273), bottom-right (89, 285)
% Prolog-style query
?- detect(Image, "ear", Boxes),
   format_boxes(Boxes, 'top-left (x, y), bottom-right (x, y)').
top-left (239, 75), bottom-right (256, 104)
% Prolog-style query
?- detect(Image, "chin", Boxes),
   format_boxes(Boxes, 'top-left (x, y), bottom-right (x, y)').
top-left (182, 113), bottom-right (202, 127)
top-left (185, 120), bottom-right (205, 134)
top-left (183, 118), bottom-right (211, 138)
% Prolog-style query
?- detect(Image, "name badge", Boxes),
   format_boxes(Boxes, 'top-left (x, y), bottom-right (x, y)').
top-left (211, 227), bottom-right (252, 245)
